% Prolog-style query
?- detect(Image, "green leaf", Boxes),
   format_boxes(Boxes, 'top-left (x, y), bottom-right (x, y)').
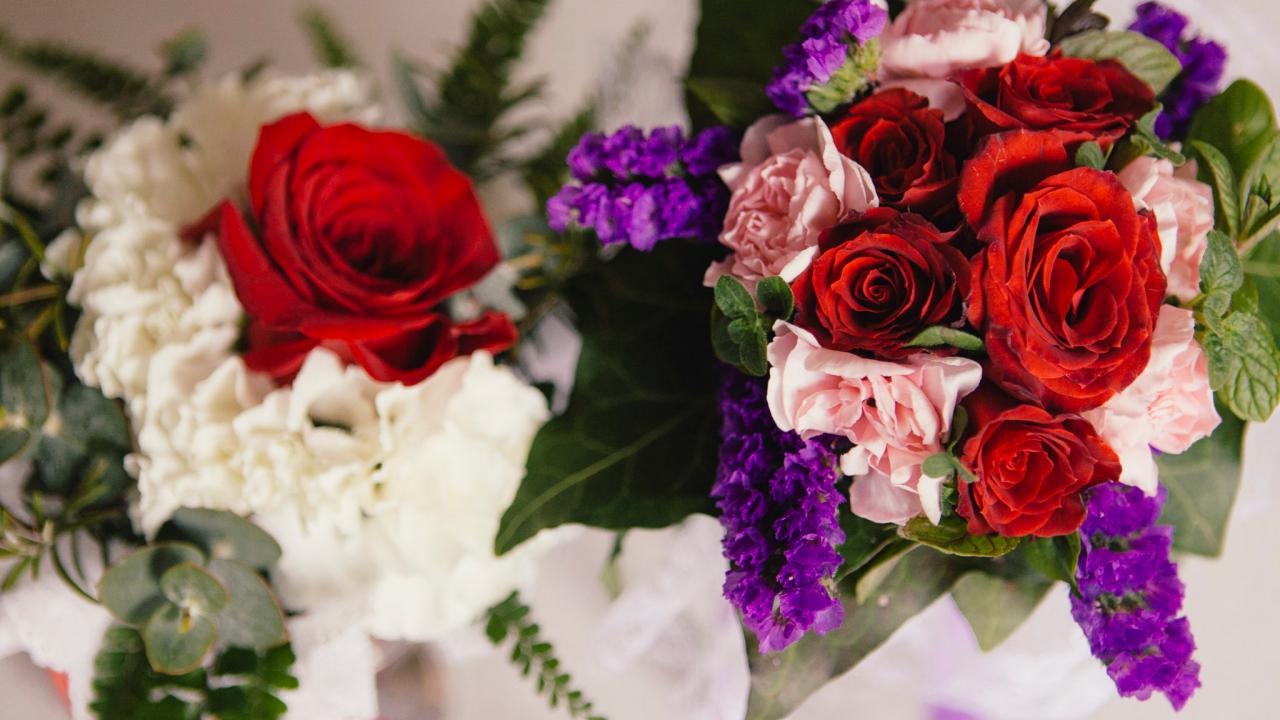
top-left (1020, 534), bottom-right (1082, 589)
top-left (836, 513), bottom-right (899, 577)
top-left (1132, 107), bottom-right (1186, 165)
top-left (714, 275), bottom-right (756, 320)
top-left (755, 276), bottom-right (794, 321)
top-left (159, 563), bottom-right (228, 616)
top-left (160, 29), bottom-right (207, 77)
top-left (0, 334), bottom-right (51, 457)
top-left (162, 508), bottom-right (282, 570)
top-left (1058, 31), bottom-right (1181, 94)
top-left (685, 76), bottom-right (776, 128)
top-left (1201, 230), bottom-right (1245, 296)
top-left (1203, 311), bottom-right (1280, 421)
top-left (684, 0), bottom-right (814, 129)
top-left (710, 303), bottom-right (741, 366)
top-left (89, 625), bottom-right (206, 720)
top-left (921, 452), bottom-right (956, 479)
top-left (1188, 79), bottom-right (1279, 187)
top-left (1158, 410), bottom-right (1245, 556)
top-left (143, 604), bottom-right (217, 675)
top-left (520, 103), bottom-right (597, 208)
top-left (0, 30), bottom-right (169, 119)
top-left (900, 516), bottom-right (1020, 557)
top-left (1074, 141), bottom-right (1107, 170)
top-left (206, 559), bottom-right (288, 651)
top-left (1047, 0), bottom-right (1109, 45)
top-left (297, 8), bottom-right (361, 68)
top-left (951, 570), bottom-right (1054, 652)
top-left (98, 543), bottom-right (205, 626)
top-left (496, 244), bottom-right (720, 553)
top-left (738, 323), bottom-right (769, 377)
top-left (746, 547), bottom-right (965, 720)
top-left (1245, 230), bottom-right (1280, 341)
top-left (1191, 141), bottom-right (1242, 239)
top-left (906, 326), bottom-right (984, 352)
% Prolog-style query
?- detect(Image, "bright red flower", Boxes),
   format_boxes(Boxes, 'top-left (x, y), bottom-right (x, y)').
top-left (962, 131), bottom-right (1166, 412)
top-left (957, 386), bottom-right (1121, 538)
top-left (957, 52), bottom-right (1155, 150)
top-left (217, 112), bottom-right (515, 384)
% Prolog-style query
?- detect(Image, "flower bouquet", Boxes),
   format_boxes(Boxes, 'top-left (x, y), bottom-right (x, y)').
top-left (524, 0), bottom-right (1280, 716)
top-left (0, 3), bottom-right (617, 718)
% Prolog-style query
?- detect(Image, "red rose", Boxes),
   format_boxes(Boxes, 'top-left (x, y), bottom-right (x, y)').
top-left (830, 89), bottom-right (960, 224)
top-left (957, 386), bottom-right (1121, 538)
top-left (957, 52), bottom-right (1155, 150)
top-left (962, 131), bottom-right (1166, 411)
top-left (791, 207), bottom-right (970, 359)
top-left (217, 112), bottom-right (515, 384)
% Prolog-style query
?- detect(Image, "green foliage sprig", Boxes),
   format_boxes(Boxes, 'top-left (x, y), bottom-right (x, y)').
top-left (299, 8), bottom-right (362, 69)
top-left (485, 592), bottom-right (605, 720)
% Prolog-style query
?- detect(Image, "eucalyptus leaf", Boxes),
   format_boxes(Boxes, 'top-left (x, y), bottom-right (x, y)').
top-left (98, 543), bottom-right (205, 626)
top-left (206, 559), bottom-right (287, 651)
top-left (163, 508), bottom-right (282, 570)
top-left (1157, 410), bottom-right (1245, 556)
top-left (143, 604), bottom-right (217, 675)
top-left (1058, 30), bottom-right (1181, 94)
top-left (160, 563), bottom-right (228, 616)
top-left (746, 548), bottom-right (965, 720)
top-left (906, 326), bottom-right (984, 351)
top-left (0, 335), bottom-right (51, 455)
top-left (900, 516), bottom-right (1020, 557)
top-left (951, 570), bottom-right (1054, 652)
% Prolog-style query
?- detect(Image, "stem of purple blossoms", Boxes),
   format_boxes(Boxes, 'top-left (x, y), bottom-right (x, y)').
top-left (766, 0), bottom-right (887, 117)
top-left (548, 125), bottom-right (738, 251)
top-left (714, 370), bottom-right (846, 654)
top-left (1070, 483), bottom-right (1201, 711)
top-left (1129, 2), bottom-right (1227, 140)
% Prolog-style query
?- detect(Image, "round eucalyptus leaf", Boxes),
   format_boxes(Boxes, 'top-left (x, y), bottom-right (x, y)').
top-left (207, 558), bottom-right (287, 650)
top-left (160, 562), bottom-right (228, 615)
top-left (143, 604), bottom-right (216, 675)
top-left (164, 508), bottom-right (282, 570)
top-left (0, 336), bottom-right (51, 434)
top-left (0, 427), bottom-right (32, 464)
top-left (97, 542), bottom-right (205, 626)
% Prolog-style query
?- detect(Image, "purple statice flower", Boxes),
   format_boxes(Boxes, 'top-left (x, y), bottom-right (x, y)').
top-left (1071, 484), bottom-right (1201, 710)
top-left (545, 124), bottom-right (740, 250)
top-left (715, 370), bottom-right (846, 653)
top-left (680, 126), bottom-right (739, 177)
top-left (766, 0), bottom-right (888, 117)
top-left (1129, 2), bottom-right (1227, 139)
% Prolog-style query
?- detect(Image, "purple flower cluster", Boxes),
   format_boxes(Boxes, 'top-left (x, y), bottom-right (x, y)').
top-left (766, 0), bottom-right (887, 117)
top-left (1129, 2), bottom-right (1227, 139)
top-left (546, 125), bottom-right (738, 251)
top-left (1071, 483), bottom-right (1201, 710)
top-left (714, 370), bottom-right (846, 653)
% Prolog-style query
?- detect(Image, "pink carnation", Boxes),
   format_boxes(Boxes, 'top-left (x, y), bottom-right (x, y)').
top-left (1119, 157), bottom-right (1215, 303)
top-left (878, 0), bottom-right (1049, 120)
top-left (1083, 306), bottom-right (1221, 494)
top-left (705, 116), bottom-right (877, 290)
top-left (766, 322), bottom-right (982, 525)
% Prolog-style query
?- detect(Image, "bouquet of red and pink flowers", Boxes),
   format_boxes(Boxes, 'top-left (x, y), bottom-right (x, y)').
top-left (516, 0), bottom-right (1280, 715)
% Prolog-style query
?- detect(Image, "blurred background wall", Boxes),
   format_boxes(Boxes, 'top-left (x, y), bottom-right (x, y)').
top-left (1, 1), bottom-right (1277, 718)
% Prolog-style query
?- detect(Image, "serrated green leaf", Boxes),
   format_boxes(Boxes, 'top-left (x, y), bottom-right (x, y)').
top-left (900, 516), bottom-right (1020, 557)
top-left (1203, 311), bottom-right (1280, 421)
top-left (1158, 409), bottom-right (1244, 556)
top-left (746, 547), bottom-right (965, 720)
top-left (755, 276), bottom-right (794, 321)
top-left (496, 244), bottom-right (720, 553)
top-left (160, 563), bottom-right (228, 616)
top-left (1058, 30), bottom-right (1181, 94)
top-left (162, 508), bottom-right (282, 570)
top-left (206, 559), bottom-right (287, 651)
top-left (1075, 141), bottom-right (1107, 170)
top-left (906, 326), bottom-right (984, 351)
top-left (714, 275), bottom-right (756, 319)
top-left (1191, 141), bottom-right (1241, 240)
top-left (143, 604), bottom-right (216, 675)
top-left (951, 570), bottom-right (1054, 652)
top-left (1201, 230), bottom-right (1245, 298)
top-left (98, 543), bottom-right (205, 626)
top-left (1020, 533), bottom-right (1082, 590)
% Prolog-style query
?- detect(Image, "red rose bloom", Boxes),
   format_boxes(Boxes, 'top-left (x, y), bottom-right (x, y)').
top-left (791, 207), bottom-right (970, 359)
top-left (217, 112), bottom-right (515, 384)
top-left (830, 89), bottom-right (960, 223)
top-left (957, 386), bottom-right (1121, 538)
top-left (957, 52), bottom-right (1155, 150)
top-left (962, 131), bottom-right (1166, 411)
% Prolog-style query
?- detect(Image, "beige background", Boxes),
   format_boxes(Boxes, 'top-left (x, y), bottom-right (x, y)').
top-left (1, 1), bottom-right (1278, 718)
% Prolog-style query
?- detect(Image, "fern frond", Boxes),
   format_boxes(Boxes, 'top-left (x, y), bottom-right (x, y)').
top-left (298, 8), bottom-right (362, 68)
